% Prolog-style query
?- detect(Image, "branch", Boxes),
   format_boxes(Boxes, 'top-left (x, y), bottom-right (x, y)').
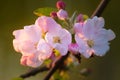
top-left (43, 52), bottom-right (69, 80)
top-left (91, 0), bottom-right (110, 17)
top-left (20, 66), bottom-right (49, 79)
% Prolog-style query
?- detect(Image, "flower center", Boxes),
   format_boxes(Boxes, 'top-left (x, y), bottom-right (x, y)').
top-left (53, 36), bottom-right (61, 43)
top-left (87, 40), bottom-right (94, 48)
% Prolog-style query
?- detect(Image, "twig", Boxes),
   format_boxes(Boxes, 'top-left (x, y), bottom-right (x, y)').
top-left (43, 52), bottom-right (69, 80)
top-left (20, 66), bottom-right (49, 79)
top-left (91, 0), bottom-right (110, 17)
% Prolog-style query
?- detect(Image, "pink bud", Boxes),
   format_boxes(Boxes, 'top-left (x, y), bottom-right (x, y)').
top-left (50, 11), bottom-right (57, 18)
top-left (76, 14), bottom-right (84, 22)
top-left (56, 0), bottom-right (66, 9)
top-left (57, 9), bottom-right (68, 20)
top-left (68, 43), bottom-right (79, 54)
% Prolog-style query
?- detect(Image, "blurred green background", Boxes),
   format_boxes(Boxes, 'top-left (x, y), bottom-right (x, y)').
top-left (0, 0), bottom-right (120, 80)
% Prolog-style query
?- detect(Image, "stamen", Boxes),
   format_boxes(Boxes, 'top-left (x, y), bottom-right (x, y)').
top-left (53, 36), bottom-right (61, 43)
top-left (87, 40), bottom-right (94, 48)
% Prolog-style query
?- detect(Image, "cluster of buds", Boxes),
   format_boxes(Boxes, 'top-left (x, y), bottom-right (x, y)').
top-left (13, 0), bottom-right (115, 68)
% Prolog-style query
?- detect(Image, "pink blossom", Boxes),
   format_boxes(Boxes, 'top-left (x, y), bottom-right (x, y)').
top-left (20, 53), bottom-right (42, 67)
top-left (57, 9), bottom-right (68, 20)
top-left (13, 25), bottom-right (41, 56)
top-left (45, 28), bottom-right (72, 55)
top-left (35, 16), bottom-right (61, 33)
top-left (75, 16), bottom-right (115, 58)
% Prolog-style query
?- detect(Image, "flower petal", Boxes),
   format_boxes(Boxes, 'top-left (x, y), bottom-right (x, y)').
top-left (93, 43), bottom-right (109, 56)
top-left (37, 39), bottom-right (52, 60)
top-left (83, 19), bottom-right (94, 39)
top-left (74, 23), bottom-right (83, 33)
top-left (93, 16), bottom-right (105, 29)
top-left (35, 16), bottom-right (61, 33)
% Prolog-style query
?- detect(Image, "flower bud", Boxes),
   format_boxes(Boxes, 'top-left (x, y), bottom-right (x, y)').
top-left (57, 9), bottom-right (68, 20)
top-left (76, 14), bottom-right (84, 22)
top-left (50, 11), bottom-right (57, 19)
top-left (68, 43), bottom-right (79, 54)
top-left (56, 0), bottom-right (66, 9)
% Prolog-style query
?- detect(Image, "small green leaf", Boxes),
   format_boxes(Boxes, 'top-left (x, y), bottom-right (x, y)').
top-left (44, 59), bottom-right (52, 65)
top-left (34, 7), bottom-right (57, 16)
top-left (11, 77), bottom-right (23, 80)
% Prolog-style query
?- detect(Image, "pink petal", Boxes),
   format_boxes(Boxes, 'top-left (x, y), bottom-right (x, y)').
top-left (37, 39), bottom-right (53, 60)
top-left (68, 43), bottom-right (79, 54)
top-left (13, 25), bottom-right (41, 43)
top-left (74, 23), bottom-right (83, 33)
top-left (35, 16), bottom-right (61, 33)
top-left (19, 41), bottom-right (37, 56)
top-left (21, 54), bottom-right (43, 67)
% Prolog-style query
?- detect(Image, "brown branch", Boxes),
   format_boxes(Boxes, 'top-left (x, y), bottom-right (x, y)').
top-left (20, 66), bottom-right (49, 79)
top-left (43, 52), bottom-right (69, 80)
top-left (91, 0), bottom-right (110, 18)
top-left (19, 0), bottom-right (111, 79)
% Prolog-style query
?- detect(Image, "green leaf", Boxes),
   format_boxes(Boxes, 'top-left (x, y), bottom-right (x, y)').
top-left (44, 59), bottom-right (52, 65)
top-left (69, 11), bottom-right (77, 24)
top-left (11, 77), bottom-right (23, 80)
top-left (34, 7), bottom-right (57, 16)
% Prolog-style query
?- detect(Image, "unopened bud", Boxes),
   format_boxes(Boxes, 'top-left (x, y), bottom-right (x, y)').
top-left (76, 14), bottom-right (84, 22)
top-left (50, 11), bottom-right (57, 18)
top-left (57, 9), bottom-right (68, 20)
top-left (56, 0), bottom-right (66, 9)
top-left (68, 43), bottom-right (79, 54)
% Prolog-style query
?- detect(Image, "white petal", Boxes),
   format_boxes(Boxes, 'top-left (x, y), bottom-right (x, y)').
top-left (93, 16), bottom-right (105, 29)
top-left (83, 19), bottom-right (95, 39)
top-left (93, 43), bottom-right (109, 56)
top-left (80, 49), bottom-right (93, 58)
top-left (107, 29), bottom-right (116, 41)
top-left (13, 39), bottom-right (20, 52)
top-left (75, 34), bottom-right (91, 58)
top-left (54, 43), bottom-right (68, 55)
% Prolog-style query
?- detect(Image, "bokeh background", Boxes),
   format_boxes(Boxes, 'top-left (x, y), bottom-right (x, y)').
top-left (0, 0), bottom-right (120, 80)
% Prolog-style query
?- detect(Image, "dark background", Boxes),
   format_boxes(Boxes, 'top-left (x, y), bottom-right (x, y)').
top-left (0, 0), bottom-right (120, 80)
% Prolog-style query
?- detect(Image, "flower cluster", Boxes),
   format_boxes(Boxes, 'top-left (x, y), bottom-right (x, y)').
top-left (13, 0), bottom-right (115, 67)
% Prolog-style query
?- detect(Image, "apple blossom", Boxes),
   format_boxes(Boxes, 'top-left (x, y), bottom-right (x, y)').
top-left (45, 27), bottom-right (72, 56)
top-left (74, 16), bottom-right (115, 58)
top-left (13, 25), bottom-right (41, 56)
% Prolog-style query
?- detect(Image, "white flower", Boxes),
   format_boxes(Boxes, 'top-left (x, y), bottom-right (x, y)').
top-left (74, 16), bottom-right (115, 58)
top-left (45, 28), bottom-right (72, 55)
